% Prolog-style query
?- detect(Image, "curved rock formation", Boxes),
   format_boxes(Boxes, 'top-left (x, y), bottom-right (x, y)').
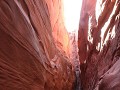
top-left (0, 0), bottom-right (74, 90)
top-left (78, 0), bottom-right (120, 90)
top-left (1, 0), bottom-right (120, 90)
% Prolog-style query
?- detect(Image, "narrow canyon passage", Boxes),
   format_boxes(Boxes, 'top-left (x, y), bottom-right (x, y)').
top-left (63, 0), bottom-right (82, 89)
top-left (0, 0), bottom-right (120, 90)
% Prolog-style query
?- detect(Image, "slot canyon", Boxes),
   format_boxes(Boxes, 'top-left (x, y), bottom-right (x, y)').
top-left (0, 0), bottom-right (120, 90)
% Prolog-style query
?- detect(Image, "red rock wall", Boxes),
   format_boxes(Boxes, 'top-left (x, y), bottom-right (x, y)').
top-left (0, 0), bottom-right (74, 90)
top-left (78, 0), bottom-right (120, 89)
top-left (45, 0), bottom-right (70, 57)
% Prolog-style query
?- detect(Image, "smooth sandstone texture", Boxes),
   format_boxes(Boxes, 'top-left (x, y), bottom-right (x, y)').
top-left (0, 0), bottom-right (74, 90)
top-left (78, 0), bottom-right (120, 90)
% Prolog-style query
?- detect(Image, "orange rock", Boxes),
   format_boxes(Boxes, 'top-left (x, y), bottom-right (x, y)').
top-left (0, 0), bottom-right (74, 90)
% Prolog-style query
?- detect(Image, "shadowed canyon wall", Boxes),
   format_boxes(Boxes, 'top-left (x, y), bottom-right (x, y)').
top-left (78, 0), bottom-right (120, 90)
top-left (0, 0), bottom-right (74, 90)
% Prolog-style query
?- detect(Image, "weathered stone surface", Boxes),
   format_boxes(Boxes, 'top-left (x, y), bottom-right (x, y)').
top-left (78, 0), bottom-right (120, 90)
top-left (45, 0), bottom-right (70, 57)
top-left (0, 0), bottom-right (74, 90)
top-left (99, 59), bottom-right (120, 90)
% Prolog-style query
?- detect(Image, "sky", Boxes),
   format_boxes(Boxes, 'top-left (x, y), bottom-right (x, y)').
top-left (63, 0), bottom-right (82, 32)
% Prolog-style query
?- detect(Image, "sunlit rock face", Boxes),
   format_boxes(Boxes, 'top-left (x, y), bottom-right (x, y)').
top-left (45, 0), bottom-right (70, 57)
top-left (78, 0), bottom-right (120, 90)
top-left (0, 0), bottom-right (74, 90)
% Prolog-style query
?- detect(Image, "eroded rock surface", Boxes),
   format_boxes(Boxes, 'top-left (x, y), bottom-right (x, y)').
top-left (0, 0), bottom-right (74, 90)
top-left (78, 0), bottom-right (120, 90)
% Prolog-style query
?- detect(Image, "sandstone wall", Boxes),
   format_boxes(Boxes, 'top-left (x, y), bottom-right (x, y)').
top-left (78, 0), bottom-right (120, 89)
top-left (0, 0), bottom-right (74, 90)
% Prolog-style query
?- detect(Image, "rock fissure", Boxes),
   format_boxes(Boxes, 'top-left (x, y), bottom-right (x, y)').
top-left (0, 0), bottom-right (120, 90)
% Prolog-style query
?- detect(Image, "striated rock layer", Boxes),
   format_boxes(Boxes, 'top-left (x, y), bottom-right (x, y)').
top-left (78, 0), bottom-right (120, 90)
top-left (0, 0), bottom-right (74, 90)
